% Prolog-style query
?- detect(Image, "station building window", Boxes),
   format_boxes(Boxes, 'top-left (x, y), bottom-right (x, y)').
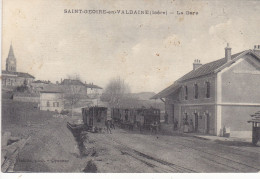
top-left (194, 84), bottom-right (198, 99)
top-left (206, 81), bottom-right (210, 98)
top-left (184, 86), bottom-right (188, 100)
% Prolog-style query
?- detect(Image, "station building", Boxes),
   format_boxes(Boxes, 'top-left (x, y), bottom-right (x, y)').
top-left (152, 44), bottom-right (260, 138)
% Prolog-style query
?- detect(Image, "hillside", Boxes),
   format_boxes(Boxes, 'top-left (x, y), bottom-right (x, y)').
top-left (131, 92), bottom-right (156, 101)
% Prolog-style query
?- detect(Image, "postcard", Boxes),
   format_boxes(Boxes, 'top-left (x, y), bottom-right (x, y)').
top-left (1, 0), bottom-right (260, 174)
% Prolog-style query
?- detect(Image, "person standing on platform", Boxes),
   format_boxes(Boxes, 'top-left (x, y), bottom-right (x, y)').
top-left (106, 108), bottom-right (112, 134)
top-left (164, 112), bottom-right (168, 124)
top-left (189, 119), bottom-right (194, 132)
top-left (105, 119), bottom-right (112, 134)
top-left (183, 118), bottom-right (189, 133)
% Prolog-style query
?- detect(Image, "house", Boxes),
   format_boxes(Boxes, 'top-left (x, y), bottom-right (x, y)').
top-left (85, 82), bottom-right (103, 98)
top-left (31, 80), bottom-right (51, 90)
top-left (60, 79), bottom-right (102, 98)
top-left (2, 44), bottom-right (35, 88)
top-left (152, 44), bottom-right (260, 138)
top-left (39, 85), bottom-right (64, 112)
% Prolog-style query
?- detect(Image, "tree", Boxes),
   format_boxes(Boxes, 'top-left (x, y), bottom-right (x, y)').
top-left (101, 77), bottom-right (131, 107)
top-left (67, 74), bottom-right (81, 81)
top-left (15, 79), bottom-right (29, 92)
top-left (63, 74), bottom-right (83, 117)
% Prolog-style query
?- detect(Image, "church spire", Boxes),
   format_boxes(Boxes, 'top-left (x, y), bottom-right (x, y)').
top-left (8, 43), bottom-right (15, 58)
top-left (6, 43), bottom-right (16, 72)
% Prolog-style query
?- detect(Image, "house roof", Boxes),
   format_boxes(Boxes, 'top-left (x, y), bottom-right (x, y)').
top-left (39, 84), bottom-right (63, 93)
top-left (32, 80), bottom-right (51, 84)
top-left (151, 49), bottom-right (258, 100)
top-left (151, 82), bottom-right (181, 99)
top-left (61, 79), bottom-right (85, 86)
top-left (2, 70), bottom-right (35, 79)
top-left (61, 79), bottom-right (102, 89)
top-left (250, 111), bottom-right (260, 120)
top-left (13, 92), bottom-right (39, 97)
top-left (248, 111), bottom-right (260, 123)
top-left (178, 51), bottom-right (245, 82)
top-left (85, 83), bottom-right (102, 89)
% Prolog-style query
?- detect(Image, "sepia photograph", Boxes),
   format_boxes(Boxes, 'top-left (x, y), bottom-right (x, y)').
top-left (1, 0), bottom-right (260, 174)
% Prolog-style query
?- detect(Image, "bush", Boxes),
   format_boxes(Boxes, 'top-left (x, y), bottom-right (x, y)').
top-left (60, 110), bottom-right (69, 115)
top-left (15, 85), bottom-right (29, 92)
top-left (83, 160), bottom-right (97, 173)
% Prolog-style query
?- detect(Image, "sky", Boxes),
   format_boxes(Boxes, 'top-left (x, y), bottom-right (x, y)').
top-left (2, 0), bottom-right (260, 93)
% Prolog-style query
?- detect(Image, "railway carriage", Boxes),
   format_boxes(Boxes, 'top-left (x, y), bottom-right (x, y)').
top-left (137, 107), bottom-right (160, 131)
top-left (111, 108), bottom-right (135, 129)
top-left (82, 106), bottom-right (107, 130)
top-left (112, 107), bottom-right (161, 131)
top-left (144, 107), bottom-right (160, 126)
top-left (111, 108), bottom-right (121, 123)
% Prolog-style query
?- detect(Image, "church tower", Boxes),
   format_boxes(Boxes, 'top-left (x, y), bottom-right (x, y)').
top-left (6, 44), bottom-right (16, 72)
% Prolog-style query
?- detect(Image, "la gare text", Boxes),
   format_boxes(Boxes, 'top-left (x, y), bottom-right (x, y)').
top-left (177, 11), bottom-right (198, 15)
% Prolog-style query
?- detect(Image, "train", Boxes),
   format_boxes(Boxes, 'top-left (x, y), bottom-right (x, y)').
top-left (68, 106), bottom-right (161, 133)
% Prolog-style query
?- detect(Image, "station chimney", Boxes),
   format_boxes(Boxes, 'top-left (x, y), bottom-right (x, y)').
top-left (253, 45), bottom-right (260, 56)
top-left (193, 59), bottom-right (202, 70)
top-left (225, 43), bottom-right (232, 62)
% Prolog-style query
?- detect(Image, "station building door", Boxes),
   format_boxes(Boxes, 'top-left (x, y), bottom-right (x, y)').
top-left (194, 113), bottom-right (199, 132)
top-left (205, 113), bottom-right (210, 134)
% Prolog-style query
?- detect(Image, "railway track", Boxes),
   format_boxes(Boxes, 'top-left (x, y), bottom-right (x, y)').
top-left (167, 137), bottom-right (260, 172)
top-left (182, 136), bottom-right (260, 156)
top-left (69, 125), bottom-right (259, 172)
top-left (104, 131), bottom-right (260, 172)
top-left (104, 133), bottom-right (197, 173)
top-left (188, 145), bottom-right (259, 171)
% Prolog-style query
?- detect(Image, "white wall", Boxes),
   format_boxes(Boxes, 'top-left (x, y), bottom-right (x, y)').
top-left (40, 92), bottom-right (64, 112)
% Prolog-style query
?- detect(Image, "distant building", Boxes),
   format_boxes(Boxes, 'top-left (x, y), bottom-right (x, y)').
top-left (60, 79), bottom-right (102, 98)
top-left (39, 85), bottom-right (64, 112)
top-left (2, 44), bottom-right (35, 88)
top-left (85, 82), bottom-right (103, 98)
top-left (152, 44), bottom-right (260, 138)
top-left (31, 80), bottom-right (51, 91)
top-left (60, 79), bottom-right (85, 86)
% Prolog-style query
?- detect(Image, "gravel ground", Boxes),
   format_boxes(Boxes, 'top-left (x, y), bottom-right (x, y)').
top-left (2, 100), bottom-right (88, 172)
top-left (12, 116), bottom-right (88, 172)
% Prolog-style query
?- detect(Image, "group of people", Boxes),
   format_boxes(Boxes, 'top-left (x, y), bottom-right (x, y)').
top-left (164, 112), bottom-right (179, 131)
top-left (183, 118), bottom-right (194, 133)
top-left (105, 119), bottom-right (115, 134)
top-left (106, 112), bottom-right (195, 134)
top-left (150, 121), bottom-right (159, 134)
